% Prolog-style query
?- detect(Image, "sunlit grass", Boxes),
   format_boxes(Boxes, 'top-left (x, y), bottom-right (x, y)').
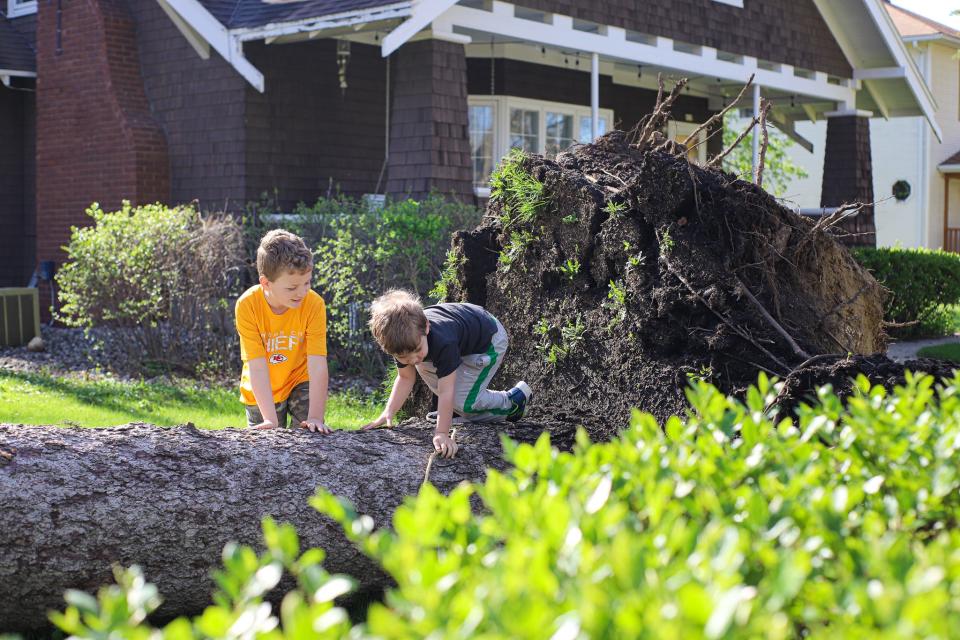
top-left (916, 342), bottom-right (960, 363)
top-left (0, 370), bottom-right (380, 429)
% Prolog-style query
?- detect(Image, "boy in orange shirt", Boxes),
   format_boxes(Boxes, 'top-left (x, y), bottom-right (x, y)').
top-left (235, 229), bottom-right (331, 432)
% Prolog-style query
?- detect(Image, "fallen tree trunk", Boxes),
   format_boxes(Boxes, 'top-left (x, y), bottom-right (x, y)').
top-left (0, 421), bottom-right (556, 632)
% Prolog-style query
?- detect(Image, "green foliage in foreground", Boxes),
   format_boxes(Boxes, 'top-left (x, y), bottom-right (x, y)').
top-left (854, 246), bottom-right (960, 338)
top-left (0, 370), bottom-right (379, 429)
top-left (52, 374), bottom-right (960, 638)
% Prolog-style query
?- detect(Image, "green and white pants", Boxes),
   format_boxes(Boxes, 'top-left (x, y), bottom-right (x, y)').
top-left (415, 316), bottom-right (513, 422)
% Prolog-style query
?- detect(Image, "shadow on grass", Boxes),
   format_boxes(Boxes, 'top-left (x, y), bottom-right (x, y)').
top-left (0, 369), bottom-right (237, 427)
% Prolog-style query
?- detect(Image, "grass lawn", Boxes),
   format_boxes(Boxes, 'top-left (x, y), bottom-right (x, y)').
top-left (916, 342), bottom-right (960, 363)
top-left (0, 369), bottom-right (380, 429)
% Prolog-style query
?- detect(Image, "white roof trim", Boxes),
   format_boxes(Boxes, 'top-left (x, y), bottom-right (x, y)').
top-left (939, 164), bottom-right (960, 174)
top-left (156, 0), bottom-right (414, 91)
top-left (441, 2), bottom-right (855, 103)
top-left (862, 0), bottom-right (941, 141)
top-left (903, 33), bottom-right (960, 49)
top-left (382, 0), bottom-right (459, 56)
top-left (158, 0), bottom-right (265, 91)
top-left (0, 67), bottom-right (36, 78)
top-left (231, 3), bottom-right (412, 42)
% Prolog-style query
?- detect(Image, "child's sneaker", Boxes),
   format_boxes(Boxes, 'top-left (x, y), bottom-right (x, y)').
top-left (506, 381), bottom-right (532, 422)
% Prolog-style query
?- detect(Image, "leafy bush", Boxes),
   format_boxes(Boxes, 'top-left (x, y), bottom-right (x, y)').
top-left (308, 195), bottom-right (482, 376)
top-left (56, 202), bottom-right (246, 377)
top-left (854, 246), bottom-right (960, 338)
top-left (53, 373), bottom-right (960, 638)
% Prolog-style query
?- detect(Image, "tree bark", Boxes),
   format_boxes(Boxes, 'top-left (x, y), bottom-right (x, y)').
top-left (0, 421), bottom-right (563, 632)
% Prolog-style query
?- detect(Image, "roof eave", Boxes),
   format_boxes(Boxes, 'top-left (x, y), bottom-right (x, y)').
top-left (230, 2), bottom-right (413, 42)
top-left (863, 0), bottom-right (941, 141)
top-left (903, 33), bottom-right (960, 49)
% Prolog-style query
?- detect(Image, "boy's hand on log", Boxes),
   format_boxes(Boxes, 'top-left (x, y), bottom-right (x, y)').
top-left (361, 414), bottom-right (394, 431)
top-left (301, 418), bottom-right (332, 434)
top-left (253, 421), bottom-right (279, 430)
top-left (433, 431), bottom-right (458, 459)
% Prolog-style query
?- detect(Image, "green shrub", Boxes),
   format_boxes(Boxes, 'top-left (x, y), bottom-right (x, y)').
top-left (854, 246), bottom-right (960, 338)
top-left (55, 373), bottom-right (960, 638)
top-left (319, 372), bottom-right (960, 638)
top-left (308, 195), bottom-right (482, 376)
top-left (56, 202), bottom-right (246, 377)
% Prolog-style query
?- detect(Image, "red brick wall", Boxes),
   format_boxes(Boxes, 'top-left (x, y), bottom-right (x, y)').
top-left (386, 39), bottom-right (473, 201)
top-left (35, 0), bottom-right (169, 298)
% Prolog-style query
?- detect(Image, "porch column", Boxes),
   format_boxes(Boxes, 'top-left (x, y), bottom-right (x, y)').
top-left (751, 83), bottom-right (760, 180)
top-left (821, 110), bottom-right (876, 247)
top-left (591, 53), bottom-right (599, 139)
top-left (385, 39), bottom-right (473, 202)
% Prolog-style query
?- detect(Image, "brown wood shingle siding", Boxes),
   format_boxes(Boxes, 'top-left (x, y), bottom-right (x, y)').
top-left (130, 0), bottom-right (246, 211)
top-left (387, 39), bottom-right (473, 201)
top-left (515, 0), bottom-right (852, 78)
top-left (244, 40), bottom-right (387, 207)
top-left (821, 115), bottom-right (875, 246)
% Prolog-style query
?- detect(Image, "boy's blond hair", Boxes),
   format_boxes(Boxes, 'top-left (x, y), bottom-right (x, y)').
top-left (257, 229), bottom-right (313, 280)
top-left (369, 289), bottom-right (428, 355)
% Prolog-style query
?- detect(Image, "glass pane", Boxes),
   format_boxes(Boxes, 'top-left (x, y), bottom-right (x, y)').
top-left (510, 108), bottom-right (539, 153)
top-left (469, 105), bottom-right (495, 189)
top-left (546, 112), bottom-right (575, 157)
top-left (579, 116), bottom-right (608, 143)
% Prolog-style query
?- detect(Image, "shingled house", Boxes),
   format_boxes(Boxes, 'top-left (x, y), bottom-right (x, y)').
top-left (0, 0), bottom-right (940, 290)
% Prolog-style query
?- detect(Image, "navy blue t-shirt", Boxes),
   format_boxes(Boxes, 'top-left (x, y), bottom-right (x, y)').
top-left (395, 303), bottom-right (496, 378)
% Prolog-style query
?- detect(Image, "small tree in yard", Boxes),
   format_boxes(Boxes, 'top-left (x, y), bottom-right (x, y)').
top-left (722, 111), bottom-right (808, 197)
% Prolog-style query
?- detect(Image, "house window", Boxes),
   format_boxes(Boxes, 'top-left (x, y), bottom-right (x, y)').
top-left (469, 95), bottom-right (614, 195)
top-left (509, 108), bottom-right (540, 153)
top-left (6, 0), bottom-right (37, 18)
top-left (667, 121), bottom-right (708, 165)
top-left (469, 104), bottom-right (496, 192)
top-left (579, 115), bottom-right (608, 143)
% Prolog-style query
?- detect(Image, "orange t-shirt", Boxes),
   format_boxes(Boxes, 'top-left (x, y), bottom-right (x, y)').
top-left (235, 285), bottom-right (327, 405)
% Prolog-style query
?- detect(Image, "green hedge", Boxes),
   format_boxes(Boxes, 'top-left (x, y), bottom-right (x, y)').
top-left (854, 246), bottom-right (960, 337)
top-left (52, 373), bottom-right (960, 638)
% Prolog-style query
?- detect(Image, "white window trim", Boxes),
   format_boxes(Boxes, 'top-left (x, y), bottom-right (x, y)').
top-left (712, 0), bottom-right (744, 8)
top-left (469, 95), bottom-right (614, 197)
top-left (667, 121), bottom-right (708, 165)
top-left (6, 0), bottom-right (37, 18)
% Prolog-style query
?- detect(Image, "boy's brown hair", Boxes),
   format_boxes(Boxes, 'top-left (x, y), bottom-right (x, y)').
top-left (369, 289), bottom-right (428, 355)
top-left (257, 229), bottom-right (313, 280)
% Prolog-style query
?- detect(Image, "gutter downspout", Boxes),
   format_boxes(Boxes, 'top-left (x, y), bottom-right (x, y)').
top-left (918, 45), bottom-right (930, 248)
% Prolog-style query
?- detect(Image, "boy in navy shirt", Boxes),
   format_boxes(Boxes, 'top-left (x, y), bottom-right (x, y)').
top-left (362, 289), bottom-right (531, 458)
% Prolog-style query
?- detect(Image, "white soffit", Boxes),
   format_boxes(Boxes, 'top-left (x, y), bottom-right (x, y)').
top-left (439, 1), bottom-right (856, 105)
top-left (812, 0), bottom-right (940, 141)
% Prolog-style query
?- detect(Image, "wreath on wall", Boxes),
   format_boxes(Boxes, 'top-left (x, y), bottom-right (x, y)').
top-left (892, 180), bottom-right (911, 202)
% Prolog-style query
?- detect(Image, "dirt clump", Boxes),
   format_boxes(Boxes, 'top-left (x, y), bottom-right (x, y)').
top-left (436, 128), bottom-right (901, 431)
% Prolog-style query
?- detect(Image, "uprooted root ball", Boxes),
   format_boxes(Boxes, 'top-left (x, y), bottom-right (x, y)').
top-left (438, 133), bottom-right (891, 431)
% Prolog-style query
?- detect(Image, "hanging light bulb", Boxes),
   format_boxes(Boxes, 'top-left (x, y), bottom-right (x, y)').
top-left (336, 40), bottom-right (351, 94)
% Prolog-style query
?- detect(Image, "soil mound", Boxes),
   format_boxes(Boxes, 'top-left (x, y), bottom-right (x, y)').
top-left (439, 130), bottom-right (899, 429)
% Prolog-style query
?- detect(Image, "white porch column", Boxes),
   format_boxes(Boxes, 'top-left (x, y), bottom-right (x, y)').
top-left (751, 82), bottom-right (761, 182)
top-left (591, 52), bottom-right (599, 139)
